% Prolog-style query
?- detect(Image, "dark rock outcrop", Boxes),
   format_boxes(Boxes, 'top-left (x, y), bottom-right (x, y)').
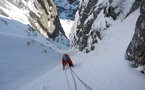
top-left (28, 0), bottom-right (65, 38)
top-left (126, 1), bottom-right (145, 67)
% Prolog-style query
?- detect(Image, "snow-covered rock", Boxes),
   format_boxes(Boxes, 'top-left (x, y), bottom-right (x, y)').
top-left (70, 0), bottom-right (138, 53)
top-left (53, 0), bottom-right (80, 20)
top-left (126, 1), bottom-right (145, 68)
top-left (0, 0), bottom-right (67, 40)
top-left (0, 0), bottom-right (69, 48)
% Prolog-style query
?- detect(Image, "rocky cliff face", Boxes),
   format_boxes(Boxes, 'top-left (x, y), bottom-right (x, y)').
top-left (70, 0), bottom-right (139, 53)
top-left (0, 0), bottom-right (66, 39)
top-left (53, 0), bottom-right (80, 20)
top-left (126, 1), bottom-right (145, 67)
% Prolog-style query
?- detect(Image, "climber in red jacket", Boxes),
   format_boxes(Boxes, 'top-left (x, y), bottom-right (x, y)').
top-left (62, 54), bottom-right (74, 69)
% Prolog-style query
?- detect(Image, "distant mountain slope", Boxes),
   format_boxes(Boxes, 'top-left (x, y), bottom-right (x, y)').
top-left (53, 0), bottom-right (80, 20)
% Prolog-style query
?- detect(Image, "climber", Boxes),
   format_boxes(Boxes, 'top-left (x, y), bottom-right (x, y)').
top-left (62, 54), bottom-right (74, 69)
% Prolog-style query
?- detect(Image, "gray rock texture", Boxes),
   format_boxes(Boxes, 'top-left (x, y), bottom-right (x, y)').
top-left (0, 0), bottom-right (66, 39)
top-left (70, 0), bottom-right (139, 53)
top-left (126, 1), bottom-right (145, 66)
top-left (53, 0), bottom-right (80, 20)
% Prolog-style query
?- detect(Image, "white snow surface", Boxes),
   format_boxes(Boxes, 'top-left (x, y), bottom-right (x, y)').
top-left (60, 19), bottom-right (74, 39)
top-left (0, 6), bottom-right (145, 90)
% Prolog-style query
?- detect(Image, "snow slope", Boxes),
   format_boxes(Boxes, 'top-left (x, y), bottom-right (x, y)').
top-left (60, 19), bottom-right (74, 39)
top-left (0, 7), bottom-right (145, 90)
top-left (0, 16), bottom-right (66, 90)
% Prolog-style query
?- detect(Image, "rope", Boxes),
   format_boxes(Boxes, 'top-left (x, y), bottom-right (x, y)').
top-left (70, 67), bottom-right (78, 90)
top-left (70, 68), bottom-right (93, 90)
top-left (64, 67), bottom-right (93, 90)
top-left (64, 69), bottom-right (71, 90)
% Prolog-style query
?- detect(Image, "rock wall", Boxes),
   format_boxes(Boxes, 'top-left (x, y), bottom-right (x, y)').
top-left (0, 0), bottom-right (66, 39)
top-left (28, 0), bottom-right (66, 39)
top-left (126, 1), bottom-right (145, 67)
top-left (70, 0), bottom-right (136, 53)
top-left (70, 0), bottom-right (142, 53)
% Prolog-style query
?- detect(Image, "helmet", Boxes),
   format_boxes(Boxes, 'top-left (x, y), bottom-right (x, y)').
top-left (63, 54), bottom-right (69, 60)
top-left (63, 54), bottom-right (68, 57)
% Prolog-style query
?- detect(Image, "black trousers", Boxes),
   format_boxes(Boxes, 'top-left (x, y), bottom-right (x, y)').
top-left (64, 62), bottom-right (72, 66)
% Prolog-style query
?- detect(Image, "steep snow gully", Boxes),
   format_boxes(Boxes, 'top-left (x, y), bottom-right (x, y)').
top-left (20, 9), bottom-right (145, 90)
top-left (0, 4), bottom-right (145, 90)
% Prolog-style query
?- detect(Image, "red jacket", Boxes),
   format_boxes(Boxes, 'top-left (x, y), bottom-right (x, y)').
top-left (62, 56), bottom-right (73, 67)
